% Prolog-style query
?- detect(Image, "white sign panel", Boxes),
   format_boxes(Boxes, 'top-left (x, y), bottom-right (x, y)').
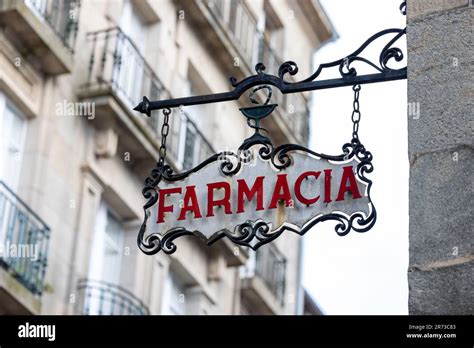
top-left (138, 140), bottom-right (376, 255)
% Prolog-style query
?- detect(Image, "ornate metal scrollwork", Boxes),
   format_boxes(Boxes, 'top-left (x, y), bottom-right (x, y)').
top-left (230, 26), bottom-right (407, 91)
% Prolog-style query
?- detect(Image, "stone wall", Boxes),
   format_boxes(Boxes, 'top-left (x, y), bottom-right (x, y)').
top-left (407, 0), bottom-right (473, 314)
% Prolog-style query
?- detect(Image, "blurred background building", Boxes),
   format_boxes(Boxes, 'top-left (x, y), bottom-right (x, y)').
top-left (0, 0), bottom-right (333, 315)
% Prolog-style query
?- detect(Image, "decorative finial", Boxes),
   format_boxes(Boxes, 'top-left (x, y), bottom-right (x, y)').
top-left (133, 96), bottom-right (151, 117)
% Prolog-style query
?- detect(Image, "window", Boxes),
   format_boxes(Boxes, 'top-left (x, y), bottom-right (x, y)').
top-left (261, 2), bottom-right (284, 74)
top-left (116, 0), bottom-right (148, 106)
top-left (86, 201), bottom-right (125, 314)
top-left (25, 0), bottom-right (78, 48)
top-left (88, 201), bottom-right (124, 285)
top-left (226, 0), bottom-right (256, 66)
top-left (177, 115), bottom-right (214, 170)
top-left (0, 93), bottom-right (27, 191)
top-left (177, 66), bottom-right (215, 170)
top-left (120, 0), bottom-right (147, 46)
top-left (161, 272), bottom-right (186, 315)
top-left (178, 117), bottom-right (199, 170)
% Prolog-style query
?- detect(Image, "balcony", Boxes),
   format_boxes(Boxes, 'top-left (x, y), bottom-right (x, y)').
top-left (0, 0), bottom-right (80, 74)
top-left (241, 243), bottom-right (286, 314)
top-left (77, 279), bottom-right (149, 315)
top-left (0, 181), bottom-right (50, 313)
top-left (80, 27), bottom-right (214, 172)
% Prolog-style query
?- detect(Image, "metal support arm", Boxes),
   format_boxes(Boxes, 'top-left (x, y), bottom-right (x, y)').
top-left (134, 14), bottom-right (407, 116)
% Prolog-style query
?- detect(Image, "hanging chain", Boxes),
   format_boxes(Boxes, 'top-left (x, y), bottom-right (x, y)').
top-left (351, 84), bottom-right (362, 140)
top-left (158, 108), bottom-right (171, 167)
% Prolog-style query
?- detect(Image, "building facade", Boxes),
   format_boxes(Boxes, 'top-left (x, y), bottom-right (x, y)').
top-left (407, 0), bottom-right (473, 314)
top-left (0, 0), bottom-right (333, 315)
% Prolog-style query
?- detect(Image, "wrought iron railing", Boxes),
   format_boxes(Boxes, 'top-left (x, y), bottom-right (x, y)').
top-left (243, 243), bottom-right (286, 305)
top-left (204, 0), bottom-right (310, 143)
top-left (84, 27), bottom-right (168, 111)
top-left (77, 279), bottom-right (149, 315)
top-left (22, 0), bottom-right (81, 52)
top-left (83, 27), bottom-right (215, 170)
top-left (0, 181), bottom-right (50, 295)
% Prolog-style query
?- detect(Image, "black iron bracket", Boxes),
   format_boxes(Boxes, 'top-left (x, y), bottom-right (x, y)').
top-left (134, 2), bottom-right (407, 115)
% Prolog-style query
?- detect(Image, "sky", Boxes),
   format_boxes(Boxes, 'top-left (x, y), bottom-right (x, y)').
top-left (302, 0), bottom-right (409, 314)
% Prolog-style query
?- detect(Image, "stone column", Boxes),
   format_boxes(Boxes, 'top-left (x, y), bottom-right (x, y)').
top-left (407, 0), bottom-right (473, 314)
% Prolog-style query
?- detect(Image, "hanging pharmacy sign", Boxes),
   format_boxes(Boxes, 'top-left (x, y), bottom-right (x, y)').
top-left (137, 86), bottom-right (377, 255)
top-left (135, 1), bottom-right (410, 254)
